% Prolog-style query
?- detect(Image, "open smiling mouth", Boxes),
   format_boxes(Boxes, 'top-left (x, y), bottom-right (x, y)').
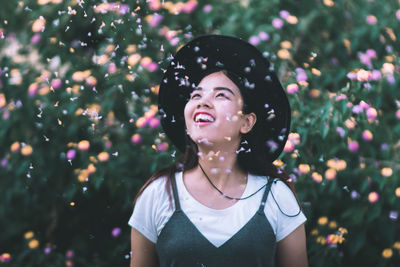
top-left (194, 113), bottom-right (215, 125)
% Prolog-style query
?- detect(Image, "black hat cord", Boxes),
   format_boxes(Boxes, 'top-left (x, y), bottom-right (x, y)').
top-left (198, 162), bottom-right (302, 217)
top-left (198, 162), bottom-right (266, 201)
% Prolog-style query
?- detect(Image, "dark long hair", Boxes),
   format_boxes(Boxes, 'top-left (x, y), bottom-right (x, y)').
top-left (134, 70), bottom-right (301, 209)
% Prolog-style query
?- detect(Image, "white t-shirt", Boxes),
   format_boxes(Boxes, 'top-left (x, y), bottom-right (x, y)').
top-left (129, 171), bottom-right (306, 248)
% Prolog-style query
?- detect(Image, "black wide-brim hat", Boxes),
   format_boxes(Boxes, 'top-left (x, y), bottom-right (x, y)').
top-left (158, 35), bottom-right (291, 163)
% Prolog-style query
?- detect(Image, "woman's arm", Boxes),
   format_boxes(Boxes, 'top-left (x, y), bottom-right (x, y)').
top-left (130, 228), bottom-right (158, 267)
top-left (276, 223), bottom-right (308, 267)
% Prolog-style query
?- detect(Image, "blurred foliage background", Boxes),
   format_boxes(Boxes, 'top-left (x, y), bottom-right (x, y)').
top-left (0, 0), bottom-right (400, 266)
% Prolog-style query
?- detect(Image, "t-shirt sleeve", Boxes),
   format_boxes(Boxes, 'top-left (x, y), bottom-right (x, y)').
top-left (270, 179), bottom-right (307, 242)
top-left (128, 180), bottom-right (161, 243)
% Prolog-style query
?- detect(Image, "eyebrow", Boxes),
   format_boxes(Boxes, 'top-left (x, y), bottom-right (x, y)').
top-left (193, 86), bottom-right (236, 96)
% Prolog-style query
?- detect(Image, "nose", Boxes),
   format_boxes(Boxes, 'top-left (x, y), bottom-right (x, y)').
top-left (196, 91), bottom-right (213, 108)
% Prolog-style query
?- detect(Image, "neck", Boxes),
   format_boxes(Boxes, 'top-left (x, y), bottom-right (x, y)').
top-left (194, 143), bottom-right (247, 188)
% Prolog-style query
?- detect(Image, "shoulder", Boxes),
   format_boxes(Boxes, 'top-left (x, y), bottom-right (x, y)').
top-left (139, 176), bottom-right (169, 198)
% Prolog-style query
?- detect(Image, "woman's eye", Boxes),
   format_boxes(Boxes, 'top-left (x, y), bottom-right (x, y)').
top-left (216, 93), bottom-right (228, 98)
top-left (190, 93), bottom-right (200, 99)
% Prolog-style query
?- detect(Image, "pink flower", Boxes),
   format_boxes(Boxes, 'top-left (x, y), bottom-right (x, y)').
top-left (66, 250), bottom-right (74, 258)
top-left (66, 149), bottom-right (76, 160)
top-left (112, 227), bottom-right (121, 237)
top-left (346, 72), bottom-right (357, 80)
top-left (279, 10), bottom-right (290, 19)
top-left (157, 142), bottom-right (168, 151)
top-left (366, 49), bottom-right (377, 59)
top-left (359, 101), bottom-right (370, 110)
top-left (352, 105), bottom-right (363, 114)
top-left (148, 62), bottom-right (159, 72)
top-left (283, 140), bottom-right (294, 152)
top-left (296, 72), bottom-right (307, 82)
top-left (203, 4), bottom-right (212, 13)
top-left (366, 15), bottom-right (377, 25)
top-left (359, 53), bottom-right (372, 68)
top-left (396, 109), bottom-right (400, 119)
top-left (362, 130), bottom-right (373, 141)
top-left (249, 36), bottom-right (260, 46)
top-left (149, 117), bottom-right (160, 128)
top-left (386, 75), bottom-right (395, 84)
top-left (348, 140), bottom-right (359, 152)
top-left (51, 78), bottom-right (62, 90)
top-left (396, 10), bottom-right (400, 20)
top-left (371, 70), bottom-right (381, 80)
top-left (31, 34), bottom-right (41, 44)
top-left (272, 18), bottom-right (284, 29)
top-left (258, 31), bottom-right (269, 41)
top-left (182, 0), bottom-right (198, 13)
top-left (286, 83), bottom-right (298, 94)
top-left (170, 37), bottom-right (180, 46)
top-left (131, 134), bottom-right (142, 144)
top-left (366, 107), bottom-right (377, 120)
top-left (335, 94), bottom-right (347, 101)
top-left (148, 13), bottom-right (163, 27)
top-left (108, 63), bottom-right (117, 74)
top-left (28, 83), bottom-right (39, 96)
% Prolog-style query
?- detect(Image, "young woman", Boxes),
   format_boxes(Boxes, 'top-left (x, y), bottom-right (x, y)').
top-left (129, 35), bottom-right (308, 267)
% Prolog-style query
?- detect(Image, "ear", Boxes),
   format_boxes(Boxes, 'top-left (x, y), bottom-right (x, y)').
top-left (240, 112), bottom-right (257, 134)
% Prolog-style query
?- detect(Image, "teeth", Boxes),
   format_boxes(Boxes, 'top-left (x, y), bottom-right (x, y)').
top-left (195, 113), bottom-right (215, 122)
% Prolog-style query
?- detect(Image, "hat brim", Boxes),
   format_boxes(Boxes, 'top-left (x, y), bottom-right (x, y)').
top-left (158, 35), bottom-right (291, 163)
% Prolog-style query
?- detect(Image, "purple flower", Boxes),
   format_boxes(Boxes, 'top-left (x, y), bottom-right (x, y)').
top-left (366, 49), bottom-right (377, 59)
top-left (66, 149), bottom-right (76, 160)
top-left (148, 13), bottom-right (163, 28)
top-left (279, 10), bottom-right (290, 19)
top-left (331, 58), bottom-right (339, 65)
top-left (258, 31), bottom-right (269, 41)
top-left (351, 190), bottom-right (360, 199)
top-left (380, 143), bottom-right (388, 150)
top-left (352, 105), bottom-right (363, 114)
top-left (336, 127), bottom-right (345, 138)
top-left (296, 72), bottom-right (307, 82)
top-left (44, 247), bottom-right (51, 254)
top-left (31, 34), bottom-right (41, 44)
top-left (249, 36), bottom-right (260, 46)
top-left (0, 158), bottom-right (7, 167)
top-left (386, 75), bottom-right (395, 84)
top-left (203, 4), bottom-right (212, 13)
top-left (66, 250), bottom-right (74, 258)
top-left (346, 72), bottom-right (357, 80)
top-left (371, 70), bottom-right (381, 80)
top-left (359, 53), bottom-right (372, 68)
top-left (112, 227), bottom-right (121, 237)
top-left (389, 211), bottom-right (398, 220)
top-left (272, 18), bottom-right (284, 29)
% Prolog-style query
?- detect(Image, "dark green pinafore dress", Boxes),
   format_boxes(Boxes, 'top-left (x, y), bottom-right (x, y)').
top-left (156, 175), bottom-right (276, 267)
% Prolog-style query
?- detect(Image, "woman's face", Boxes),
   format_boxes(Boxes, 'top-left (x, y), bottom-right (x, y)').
top-left (184, 71), bottom-right (256, 148)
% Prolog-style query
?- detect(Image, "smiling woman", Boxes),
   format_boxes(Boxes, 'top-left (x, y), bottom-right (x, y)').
top-left (128, 35), bottom-right (308, 267)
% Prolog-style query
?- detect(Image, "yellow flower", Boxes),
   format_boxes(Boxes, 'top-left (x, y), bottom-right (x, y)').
top-left (310, 229), bottom-right (318, 236)
top-left (0, 93), bottom-right (6, 108)
top-left (10, 142), bottom-right (21, 152)
top-left (128, 54), bottom-right (141, 66)
top-left (98, 152), bottom-right (109, 162)
top-left (24, 231), bottom-right (34, 239)
top-left (32, 17), bottom-right (46, 32)
top-left (323, 0), bottom-right (334, 6)
top-left (318, 216), bottom-right (328, 225)
top-left (277, 49), bottom-right (291, 60)
top-left (325, 168), bottom-right (337, 180)
top-left (299, 164), bottom-right (310, 174)
top-left (311, 68), bottom-right (321, 76)
top-left (87, 163), bottom-right (96, 174)
top-left (338, 227), bottom-right (348, 234)
top-left (381, 167), bottom-right (392, 177)
top-left (382, 248), bottom-right (393, 259)
top-left (28, 239), bottom-right (39, 249)
top-left (312, 172), bottom-right (323, 183)
top-left (316, 236), bottom-right (326, 245)
top-left (21, 145), bottom-right (33, 156)
top-left (328, 221), bottom-right (337, 228)
top-left (280, 41), bottom-right (292, 49)
top-left (77, 140), bottom-right (90, 151)
top-left (393, 241), bottom-right (400, 250)
top-left (396, 187), bottom-right (400, 197)
top-left (286, 15), bottom-right (298, 24)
